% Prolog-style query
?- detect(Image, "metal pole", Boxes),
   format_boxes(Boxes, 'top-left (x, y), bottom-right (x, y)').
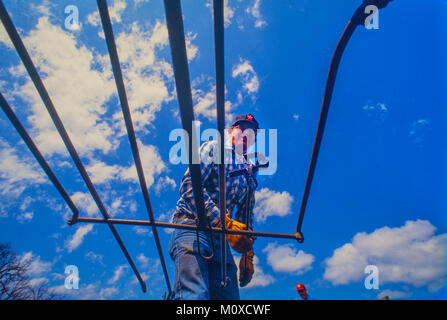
top-left (212, 0), bottom-right (229, 288)
top-left (163, 0), bottom-right (208, 228)
top-left (96, 0), bottom-right (172, 297)
top-left (75, 217), bottom-right (303, 241)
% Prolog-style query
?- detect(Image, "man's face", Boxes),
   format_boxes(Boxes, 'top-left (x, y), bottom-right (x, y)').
top-left (229, 122), bottom-right (257, 154)
top-left (298, 288), bottom-right (308, 300)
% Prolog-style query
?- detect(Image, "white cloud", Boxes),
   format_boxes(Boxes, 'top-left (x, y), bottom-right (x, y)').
top-left (409, 119), bottom-right (431, 146)
top-left (8, 12), bottom-right (179, 161)
top-left (99, 286), bottom-right (120, 299)
top-left (86, 144), bottom-right (168, 190)
top-left (108, 264), bottom-right (128, 284)
top-left (28, 277), bottom-right (49, 288)
top-left (137, 253), bottom-right (149, 269)
top-left (263, 242), bottom-right (315, 274)
top-left (154, 176), bottom-right (177, 195)
top-left (17, 211), bottom-right (34, 223)
top-left (10, 16), bottom-right (117, 157)
top-left (87, 0), bottom-right (127, 26)
top-left (51, 282), bottom-right (102, 300)
top-left (253, 188), bottom-right (293, 223)
top-left (224, 0), bottom-right (235, 27)
top-left (134, 0), bottom-right (151, 6)
top-left (191, 76), bottom-right (235, 121)
top-left (234, 255), bottom-right (275, 289)
top-left (86, 160), bottom-right (123, 185)
top-left (192, 85), bottom-right (217, 120)
top-left (246, 0), bottom-right (267, 28)
top-left (85, 251), bottom-right (104, 265)
top-left (362, 102), bottom-right (388, 122)
top-left (185, 31), bottom-right (199, 61)
top-left (66, 224), bottom-right (94, 252)
top-left (113, 21), bottom-right (175, 133)
top-left (133, 226), bottom-right (152, 237)
top-left (0, 138), bottom-right (47, 198)
top-left (20, 252), bottom-right (52, 276)
top-left (119, 140), bottom-right (166, 188)
top-left (0, 21), bottom-right (13, 48)
top-left (206, 0), bottom-right (234, 28)
top-left (232, 58), bottom-right (260, 101)
top-left (323, 220), bottom-right (447, 292)
top-left (30, 0), bottom-right (53, 18)
top-left (71, 191), bottom-right (99, 217)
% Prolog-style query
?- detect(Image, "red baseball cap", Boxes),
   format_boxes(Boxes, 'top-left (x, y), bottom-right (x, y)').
top-left (231, 114), bottom-right (259, 130)
top-left (296, 283), bottom-right (306, 292)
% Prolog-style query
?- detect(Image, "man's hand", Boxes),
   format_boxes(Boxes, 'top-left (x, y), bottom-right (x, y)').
top-left (225, 215), bottom-right (254, 254)
top-left (239, 250), bottom-right (254, 287)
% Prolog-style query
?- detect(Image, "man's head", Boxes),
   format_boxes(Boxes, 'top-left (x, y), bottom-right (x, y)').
top-left (228, 114), bottom-right (259, 155)
top-left (296, 283), bottom-right (308, 300)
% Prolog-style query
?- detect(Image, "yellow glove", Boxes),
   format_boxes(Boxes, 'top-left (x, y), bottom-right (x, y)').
top-left (225, 215), bottom-right (254, 254)
top-left (239, 250), bottom-right (254, 287)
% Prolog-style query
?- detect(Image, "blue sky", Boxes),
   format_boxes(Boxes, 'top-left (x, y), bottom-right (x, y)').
top-left (0, 0), bottom-right (446, 300)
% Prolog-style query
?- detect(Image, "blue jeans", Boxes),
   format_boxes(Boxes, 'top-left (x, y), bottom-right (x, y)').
top-left (169, 218), bottom-right (240, 300)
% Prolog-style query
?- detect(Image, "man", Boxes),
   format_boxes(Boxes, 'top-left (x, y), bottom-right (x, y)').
top-left (169, 114), bottom-right (260, 300)
top-left (296, 283), bottom-right (314, 300)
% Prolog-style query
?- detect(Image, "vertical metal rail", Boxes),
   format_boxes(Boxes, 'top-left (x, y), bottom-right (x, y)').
top-left (163, 0), bottom-right (209, 228)
top-left (0, 0), bottom-right (146, 293)
top-left (96, 0), bottom-right (172, 297)
top-left (0, 92), bottom-right (79, 223)
top-left (212, 0), bottom-right (229, 288)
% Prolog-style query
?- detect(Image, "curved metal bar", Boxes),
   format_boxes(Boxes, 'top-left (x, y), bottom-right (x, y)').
top-left (296, 0), bottom-right (394, 237)
top-left (96, 0), bottom-right (172, 298)
top-left (195, 218), bottom-right (216, 261)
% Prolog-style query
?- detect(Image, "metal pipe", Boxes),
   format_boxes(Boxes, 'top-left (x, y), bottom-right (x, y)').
top-left (163, 0), bottom-right (208, 228)
top-left (212, 0), bottom-right (229, 288)
top-left (75, 217), bottom-right (303, 241)
top-left (296, 0), bottom-right (393, 237)
top-left (96, 0), bottom-right (172, 297)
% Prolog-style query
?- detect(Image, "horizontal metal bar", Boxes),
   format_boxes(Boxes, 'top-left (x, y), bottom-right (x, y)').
top-left (74, 217), bottom-right (303, 241)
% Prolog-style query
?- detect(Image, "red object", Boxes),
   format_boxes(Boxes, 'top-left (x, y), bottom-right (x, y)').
top-left (296, 283), bottom-right (306, 292)
top-left (246, 114), bottom-right (254, 121)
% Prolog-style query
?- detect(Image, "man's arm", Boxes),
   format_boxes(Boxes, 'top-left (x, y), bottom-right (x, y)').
top-left (179, 141), bottom-right (221, 225)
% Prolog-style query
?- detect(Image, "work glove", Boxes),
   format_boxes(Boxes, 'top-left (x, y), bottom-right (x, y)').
top-left (239, 250), bottom-right (254, 287)
top-left (224, 215), bottom-right (254, 254)
top-left (216, 214), bottom-right (254, 254)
